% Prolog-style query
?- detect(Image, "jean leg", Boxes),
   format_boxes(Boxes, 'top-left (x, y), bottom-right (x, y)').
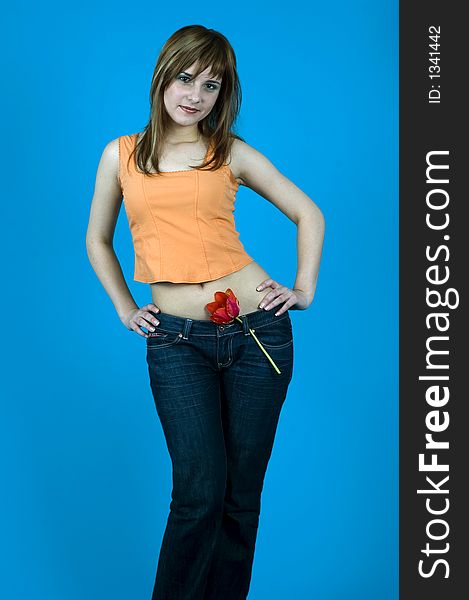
top-left (203, 325), bottom-right (294, 600)
top-left (147, 342), bottom-right (227, 600)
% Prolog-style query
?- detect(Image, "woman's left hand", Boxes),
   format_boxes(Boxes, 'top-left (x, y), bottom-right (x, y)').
top-left (256, 279), bottom-right (313, 316)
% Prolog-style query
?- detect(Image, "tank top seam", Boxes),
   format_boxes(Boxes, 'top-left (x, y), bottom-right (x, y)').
top-left (213, 222), bottom-right (236, 270)
top-left (140, 174), bottom-right (162, 281)
top-left (213, 170), bottom-right (237, 270)
top-left (194, 170), bottom-right (213, 280)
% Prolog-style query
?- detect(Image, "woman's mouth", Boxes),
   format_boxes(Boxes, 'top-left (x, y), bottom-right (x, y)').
top-left (180, 105), bottom-right (199, 114)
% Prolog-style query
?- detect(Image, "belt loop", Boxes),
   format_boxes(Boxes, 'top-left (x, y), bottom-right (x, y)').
top-left (241, 314), bottom-right (250, 336)
top-left (182, 318), bottom-right (193, 340)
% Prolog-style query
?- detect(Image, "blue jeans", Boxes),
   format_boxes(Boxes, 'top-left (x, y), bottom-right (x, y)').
top-left (146, 307), bottom-right (294, 600)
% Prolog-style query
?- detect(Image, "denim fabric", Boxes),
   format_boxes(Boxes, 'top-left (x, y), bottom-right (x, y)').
top-left (146, 307), bottom-right (294, 600)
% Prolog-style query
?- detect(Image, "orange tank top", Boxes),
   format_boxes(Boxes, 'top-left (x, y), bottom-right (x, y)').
top-left (118, 133), bottom-right (254, 283)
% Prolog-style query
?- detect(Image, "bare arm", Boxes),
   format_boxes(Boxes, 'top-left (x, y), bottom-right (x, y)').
top-left (85, 138), bottom-right (159, 335)
top-left (233, 139), bottom-right (325, 309)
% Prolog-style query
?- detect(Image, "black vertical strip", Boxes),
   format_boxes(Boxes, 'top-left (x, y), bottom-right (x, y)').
top-left (400, 2), bottom-right (467, 598)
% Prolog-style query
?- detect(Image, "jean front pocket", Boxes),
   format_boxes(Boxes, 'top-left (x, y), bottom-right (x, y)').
top-left (250, 317), bottom-right (293, 349)
top-left (146, 329), bottom-right (184, 350)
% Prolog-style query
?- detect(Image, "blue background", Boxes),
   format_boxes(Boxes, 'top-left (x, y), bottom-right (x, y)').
top-left (0, 1), bottom-right (398, 598)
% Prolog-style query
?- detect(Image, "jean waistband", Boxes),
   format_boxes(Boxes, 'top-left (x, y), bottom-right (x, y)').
top-left (150, 307), bottom-right (291, 338)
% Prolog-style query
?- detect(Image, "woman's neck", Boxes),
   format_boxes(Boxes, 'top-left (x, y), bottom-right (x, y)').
top-left (164, 123), bottom-right (200, 145)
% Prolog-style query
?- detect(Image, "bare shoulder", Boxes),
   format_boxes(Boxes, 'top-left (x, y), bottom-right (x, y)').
top-left (228, 138), bottom-right (268, 187)
top-left (230, 137), bottom-right (259, 159)
top-left (107, 136), bottom-right (120, 154)
top-left (86, 137), bottom-right (123, 244)
top-left (103, 137), bottom-right (120, 173)
top-left (94, 137), bottom-right (122, 189)
top-left (228, 138), bottom-right (283, 190)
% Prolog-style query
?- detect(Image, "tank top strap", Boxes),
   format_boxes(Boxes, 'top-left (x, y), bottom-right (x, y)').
top-left (118, 134), bottom-right (136, 184)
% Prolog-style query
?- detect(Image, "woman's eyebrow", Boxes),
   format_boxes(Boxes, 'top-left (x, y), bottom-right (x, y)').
top-left (180, 71), bottom-right (221, 84)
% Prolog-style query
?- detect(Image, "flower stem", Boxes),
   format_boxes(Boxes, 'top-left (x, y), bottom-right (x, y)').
top-left (235, 317), bottom-right (281, 375)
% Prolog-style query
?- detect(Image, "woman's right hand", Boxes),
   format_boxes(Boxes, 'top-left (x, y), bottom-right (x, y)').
top-left (121, 303), bottom-right (161, 338)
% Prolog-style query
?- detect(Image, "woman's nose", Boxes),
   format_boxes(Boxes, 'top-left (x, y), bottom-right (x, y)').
top-left (187, 84), bottom-right (203, 102)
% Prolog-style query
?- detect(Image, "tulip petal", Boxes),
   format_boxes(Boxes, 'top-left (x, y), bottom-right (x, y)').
top-left (206, 301), bottom-right (221, 314)
top-left (224, 289), bottom-right (240, 317)
top-left (212, 306), bottom-right (234, 324)
top-left (226, 297), bottom-right (240, 318)
top-left (214, 291), bottom-right (228, 303)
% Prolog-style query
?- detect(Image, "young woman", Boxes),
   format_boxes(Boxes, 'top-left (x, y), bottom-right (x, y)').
top-left (86, 24), bottom-right (325, 600)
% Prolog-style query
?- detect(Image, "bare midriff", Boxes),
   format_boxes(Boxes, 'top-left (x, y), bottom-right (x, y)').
top-left (150, 260), bottom-right (273, 320)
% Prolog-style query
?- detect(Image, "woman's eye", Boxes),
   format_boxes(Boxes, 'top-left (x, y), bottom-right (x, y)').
top-left (177, 76), bottom-right (218, 91)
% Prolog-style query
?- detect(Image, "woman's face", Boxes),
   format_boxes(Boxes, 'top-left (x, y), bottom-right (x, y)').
top-left (164, 62), bottom-right (222, 126)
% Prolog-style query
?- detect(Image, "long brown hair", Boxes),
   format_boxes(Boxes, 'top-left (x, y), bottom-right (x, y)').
top-left (127, 25), bottom-right (245, 176)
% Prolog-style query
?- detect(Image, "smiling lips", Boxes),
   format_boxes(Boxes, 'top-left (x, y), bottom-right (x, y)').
top-left (180, 105), bottom-right (199, 113)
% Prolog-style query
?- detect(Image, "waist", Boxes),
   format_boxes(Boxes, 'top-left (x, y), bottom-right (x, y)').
top-left (150, 260), bottom-right (272, 320)
top-left (149, 305), bottom-right (291, 337)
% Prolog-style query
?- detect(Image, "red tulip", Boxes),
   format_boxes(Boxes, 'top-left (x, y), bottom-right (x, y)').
top-left (205, 288), bottom-right (240, 324)
top-left (205, 288), bottom-right (282, 375)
